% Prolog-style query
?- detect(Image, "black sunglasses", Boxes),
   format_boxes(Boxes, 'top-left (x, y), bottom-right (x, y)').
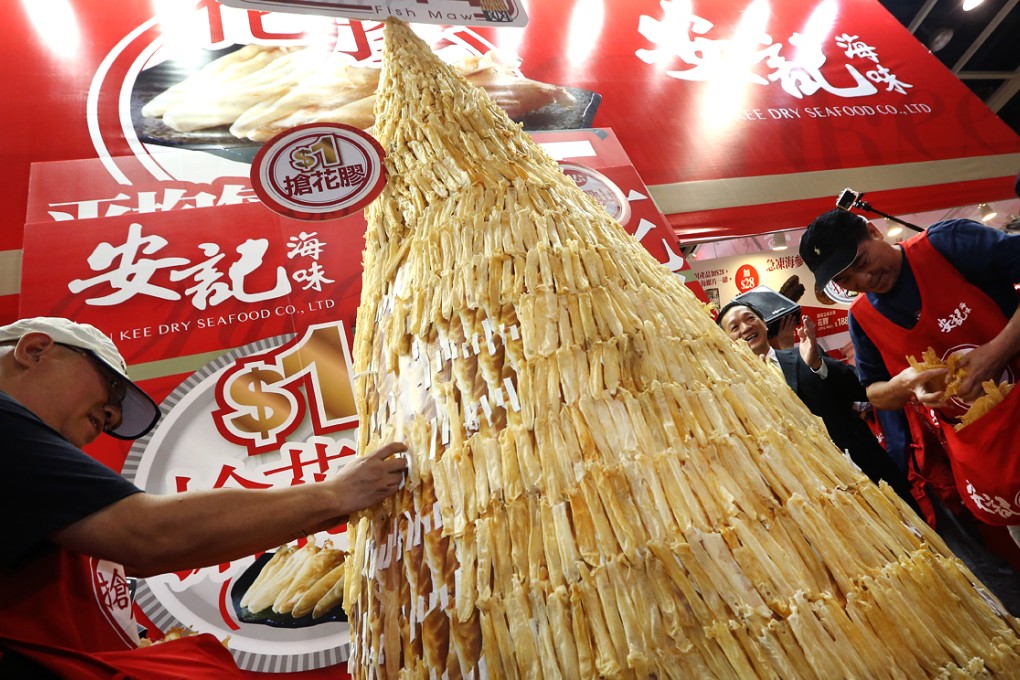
top-left (58, 343), bottom-right (128, 407)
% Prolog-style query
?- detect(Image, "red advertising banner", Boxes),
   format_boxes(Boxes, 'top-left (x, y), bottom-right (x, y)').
top-left (2, 0), bottom-right (1018, 324)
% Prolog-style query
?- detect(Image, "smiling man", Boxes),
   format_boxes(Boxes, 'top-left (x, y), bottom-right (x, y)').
top-left (0, 317), bottom-right (407, 678)
top-left (716, 300), bottom-right (915, 512)
top-left (800, 208), bottom-right (1020, 613)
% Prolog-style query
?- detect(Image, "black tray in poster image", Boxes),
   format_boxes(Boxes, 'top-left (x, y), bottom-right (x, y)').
top-left (731, 285), bottom-right (801, 338)
top-left (230, 552), bottom-right (347, 629)
top-left (132, 46), bottom-right (602, 166)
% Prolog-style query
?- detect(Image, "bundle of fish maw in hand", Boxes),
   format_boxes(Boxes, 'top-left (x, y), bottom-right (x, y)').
top-left (907, 346), bottom-right (1014, 430)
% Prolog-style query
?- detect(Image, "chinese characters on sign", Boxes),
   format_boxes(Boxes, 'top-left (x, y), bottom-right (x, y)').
top-left (252, 123), bottom-right (386, 220)
top-left (765, 254), bottom-right (804, 272)
top-left (637, 0), bottom-right (912, 100)
top-left (67, 222), bottom-right (327, 312)
top-left (45, 182), bottom-right (259, 221)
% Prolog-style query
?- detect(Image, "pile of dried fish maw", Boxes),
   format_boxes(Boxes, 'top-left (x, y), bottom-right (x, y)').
top-left (344, 18), bottom-right (1020, 680)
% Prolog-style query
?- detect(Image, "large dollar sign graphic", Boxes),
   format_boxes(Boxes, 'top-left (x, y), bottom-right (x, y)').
top-left (225, 366), bottom-right (295, 448)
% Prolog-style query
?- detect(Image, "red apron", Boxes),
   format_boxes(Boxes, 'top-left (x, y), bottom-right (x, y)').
top-left (852, 232), bottom-right (1020, 526)
top-left (0, 548), bottom-right (242, 678)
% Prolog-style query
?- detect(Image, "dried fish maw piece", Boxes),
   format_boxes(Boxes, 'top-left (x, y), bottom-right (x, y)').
top-left (504, 583), bottom-right (542, 678)
top-left (957, 380), bottom-right (1013, 430)
top-left (142, 44), bottom-right (275, 117)
top-left (486, 505), bottom-right (514, 590)
top-left (757, 618), bottom-right (817, 680)
top-left (419, 606), bottom-right (451, 674)
top-left (541, 586), bottom-right (581, 678)
top-left (533, 413), bottom-right (573, 503)
top-left (642, 555), bottom-right (696, 651)
top-left (786, 591), bottom-right (859, 677)
top-left (475, 435), bottom-right (502, 509)
top-left (619, 459), bottom-right (666, 542)
top-left (725, 516), bottom-right (801, 610)
top-left (509, 424), bottom-right (543, 494)
top-left (630, 454), bottom-right (679, 537)
top-left (453, 531), bottom-right (478, 622)
top-left (458, 51), bottom-right (576, 118)
top-left (693, 528), bottom-right (770, 618)
top-left (240, 544), bottom-right (293, 610)
top-left (497, 427), bottom-right (523, 502)
top-left (786, 494), bottom-right (872, 596)
top-left (503, 496), bottom-right (532, 583)
top-left (476, 599), bottom-right (511, 679)
top-left (565, 582), bottom-right (597, 678)
top-left (551, 501), bottom-right (581, 584)
top-left (449, 609), bottom-right (482, 678)
top-left (273, 542), bottom-right (331, 615)
top-left (344, 517), bottom-right (370, 612)
top-left (537, 499), bottom-right (566, 589)
top-left (527, 586), bottom-right (566, 678)
top-left (573, 566), bottom-right (624, 676)
top-left (291, 559), bottom-right (345, 619)
top-left (593, 464), bottom-right (648, 553)
top-left (703, 620), bottom-right (759, 678)
top-left (246, 540), bottom-right (317, 614)
top-left (812, 592), bottom-right (897, 679)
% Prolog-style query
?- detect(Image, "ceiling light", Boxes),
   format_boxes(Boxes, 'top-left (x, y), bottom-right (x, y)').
top-left (978, 203), bottom-right (998, 223)
top-left (927, 27), bottom-right (953, 53)
top-left (884, 218), bottom-right (903, 238)
top-left (962, 0), bottom-right (984, 10)
top-left (771, 232), bottom-right (788, 251)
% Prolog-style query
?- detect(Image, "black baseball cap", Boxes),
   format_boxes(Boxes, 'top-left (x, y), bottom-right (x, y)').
top-left (799, 209), bottom-right (870, 289)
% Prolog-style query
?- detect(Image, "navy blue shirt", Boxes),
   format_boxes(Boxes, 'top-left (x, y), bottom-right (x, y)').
top-left (0, 390), bottom-right (141, 569)
top-left (850, 219), bottom-right (1020, 386)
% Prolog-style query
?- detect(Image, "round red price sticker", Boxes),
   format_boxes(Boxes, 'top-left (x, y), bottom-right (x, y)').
top-left (251, 123), bottom-right (386, 221)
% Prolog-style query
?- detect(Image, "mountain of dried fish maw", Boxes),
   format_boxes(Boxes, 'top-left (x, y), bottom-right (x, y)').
top-left (344, 17), bottom-right (1020, 680)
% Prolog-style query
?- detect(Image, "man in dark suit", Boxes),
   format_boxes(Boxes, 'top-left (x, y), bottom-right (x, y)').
top-left (717, 301), bottom-right (916, 510)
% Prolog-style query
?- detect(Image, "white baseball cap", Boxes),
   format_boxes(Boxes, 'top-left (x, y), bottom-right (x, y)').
top-left (0, 317), bottom-right (160, 439)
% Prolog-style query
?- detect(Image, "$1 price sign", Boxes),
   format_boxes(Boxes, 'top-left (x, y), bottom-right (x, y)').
top-left (213, 323), bottom-right (359, 455)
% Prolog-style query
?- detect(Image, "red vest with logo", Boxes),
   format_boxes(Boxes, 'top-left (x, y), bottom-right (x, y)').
top-left (0, 548), bottom-right (241, 678)
top-left (851, 232), bottom-right (1020, 526)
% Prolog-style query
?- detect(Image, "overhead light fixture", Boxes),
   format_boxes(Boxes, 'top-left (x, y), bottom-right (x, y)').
top-left (884, 218), bottom-right (903, 238)
top-left (927, 27), bottom-right (953, 52)
top-left (962, 0), bottom-right (984, 10)
top-left (771, 232), bottom-right (788, 251)
top-left (978, 203), bottom-right (998, 223)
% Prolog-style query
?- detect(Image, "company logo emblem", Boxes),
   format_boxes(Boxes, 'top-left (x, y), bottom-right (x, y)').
top-left (823, 280), bottom-right (857, 305)
top-left (559, 162), bottom-right (631, 225)
top-left (937, 301), bottom-right (972, 333)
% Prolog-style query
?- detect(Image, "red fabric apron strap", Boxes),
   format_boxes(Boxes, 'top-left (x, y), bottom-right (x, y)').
top-left (852, 231), bottom-right (1020, 526)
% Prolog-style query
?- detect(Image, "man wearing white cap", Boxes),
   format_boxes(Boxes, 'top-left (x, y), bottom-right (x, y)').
top-left (0, 317), bottom-right (407, 678)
